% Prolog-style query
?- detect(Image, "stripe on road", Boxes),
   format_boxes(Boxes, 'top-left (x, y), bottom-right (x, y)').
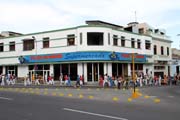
top-left (0, 97), bottom-right (13, 101)
top-left (63, 108), bottom-right (128, 120)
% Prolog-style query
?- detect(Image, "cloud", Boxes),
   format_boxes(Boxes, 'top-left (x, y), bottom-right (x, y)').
top-left (0, 0), bottom-right (180, 36)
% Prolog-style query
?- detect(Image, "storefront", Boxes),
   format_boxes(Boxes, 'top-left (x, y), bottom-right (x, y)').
top-left (19, 51), bottom-right (147, 82)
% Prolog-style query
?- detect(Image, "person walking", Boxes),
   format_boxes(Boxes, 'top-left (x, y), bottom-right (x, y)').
top-left (59, 73), bottom-right (63, 85)
top-left (75, 75), bottom-right (80, 88)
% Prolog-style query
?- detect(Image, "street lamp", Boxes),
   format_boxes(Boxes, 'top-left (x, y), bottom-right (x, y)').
top-left (32, 36), bottom-right (37, 80)
top-left (131, 53), bottom-right (139, 98)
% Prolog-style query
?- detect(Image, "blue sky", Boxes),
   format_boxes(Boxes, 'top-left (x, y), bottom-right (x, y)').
top-left (0, 0), bottom-right (180, 48)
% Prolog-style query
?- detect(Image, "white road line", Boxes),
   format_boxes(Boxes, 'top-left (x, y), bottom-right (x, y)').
top-left (0, 97), bottom-right (13, 101)
top-left (149, 96), bottom-right (157, 98)
top-left (168, 96), bottom-right (174, 98)
top-left (63, 108), bottom-right (128, 120)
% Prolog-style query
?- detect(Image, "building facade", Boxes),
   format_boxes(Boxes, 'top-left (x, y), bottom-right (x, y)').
top-left (0, 20), bottom-right (172, 83)
top-left (171, 48), bottom-right (180, 76)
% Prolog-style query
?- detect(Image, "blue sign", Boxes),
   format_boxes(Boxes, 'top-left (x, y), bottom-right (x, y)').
top-left (22, 52), bottom-right (146, 63)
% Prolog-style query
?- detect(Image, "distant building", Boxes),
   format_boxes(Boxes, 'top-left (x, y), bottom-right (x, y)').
top-left (171, 48), bottom-right (180, 76)
top-left (0, 20), bottom-right (172, 82)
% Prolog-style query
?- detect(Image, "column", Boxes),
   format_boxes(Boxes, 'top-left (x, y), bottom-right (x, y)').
top-left (18, 65), bottom-right (28, 77)
top-left (77, 63), bottom-right (83, 76)
top-left (50, 64), bottom-right (53, 76)
top-left (128, 63), bottom-right (131, 76)
top-left (104, 63), bottom-right (108, 75)
top-left (3, 66), bottom-right (5, 74)
top-left (84, 63), bottom-right (87, 83)
top-left (108, 63), bottom-right (112, 76)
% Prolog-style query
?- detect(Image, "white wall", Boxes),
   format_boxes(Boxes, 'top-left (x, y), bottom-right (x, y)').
top-left (18, 65), bottom-right (28, 77)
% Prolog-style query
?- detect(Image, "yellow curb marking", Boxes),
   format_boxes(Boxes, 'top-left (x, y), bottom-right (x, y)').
top-left (87, 88), bottom-right (91, 91)
top-left (112, 97), bottom-right (119, 101)
top-left (59, 93), bottom-right (64, 96)
top-left (137, 92), bottom-right (142, 96)
top-left (88, 96), bottom-right (94, 99)
top-left (123, 88), bottom-right (126, 91)
top-left (68, 93), bottom-right (73, 97)
top-left (144, 95), bottom-right (150, 99)
top-left (128, 98), bottom-right (132, 102)
top-left (77, 88), bottom-right (80, 91)
top-left (154, 98), bottom-right (161, 103)
top-left (79, 94), bottom-right (84, 98)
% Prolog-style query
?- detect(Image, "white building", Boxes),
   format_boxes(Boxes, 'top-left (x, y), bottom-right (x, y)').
top-left (171, 48), bottom-right (180, 76)
top-left (0, 20), bottom-right (172, 82)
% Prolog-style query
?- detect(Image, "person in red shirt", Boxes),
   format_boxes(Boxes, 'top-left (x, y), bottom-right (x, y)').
top-left (99, 75), bottom-right (104, 87)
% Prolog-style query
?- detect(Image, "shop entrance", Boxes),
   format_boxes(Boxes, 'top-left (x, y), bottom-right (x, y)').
top-left (54, 63), bottom-right (77, 81)
top-left (112, 63), bottom-right (128, 78)
top-left (5, 66), bottom-right (17, 76)
top-left (87, 63), bottom-right (104, 82)
top-left (28, 65), bottom-right (50, 83)
top-left (0, 66), bottom-right (2, 74)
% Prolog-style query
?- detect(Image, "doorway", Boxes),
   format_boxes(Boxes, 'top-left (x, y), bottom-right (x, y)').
top-left (87, 63), bottom-right (104, 82)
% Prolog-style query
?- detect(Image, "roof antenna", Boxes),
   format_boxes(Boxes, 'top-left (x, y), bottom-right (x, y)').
top-left (134, 11), bottom-right (137, 22)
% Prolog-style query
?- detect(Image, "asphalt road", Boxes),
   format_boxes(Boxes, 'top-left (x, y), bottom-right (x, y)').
top-left (0, 86), bottom-right (180, 120)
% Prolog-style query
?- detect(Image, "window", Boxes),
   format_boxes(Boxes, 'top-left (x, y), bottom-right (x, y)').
top-left (0, 43), bottom-right (3, 52)
top-left (23, 39), bottom-right (34, 51)
top-left (137, 39), bottom-right (141, 49)
top-left (67, 34), bottom-right (75, 46)
top-left (9, 41), bottom-right (15, 51)
top-left (154, 45), bottom-right (157, 55)
top-left (161, 46), bottom-right (164, 55)
top-left (113, 35), bottom-right (118, 46)
top-left (145, 40), bottom-right (151, 50)
top-left (121, 36), bottom-right (125, 47)
top-left (80, 33), bottom-right (83, 45)
top-left (87, 32), bottom-right (103, 45)
top-left (138, 28), bottom-right (144, 34)
top-left (167, 47), bottom-right (169, 56)
top-left (131, 38), bottom-right (135, 48)
top-left (43, 37), bottom-right (49, 48)
top-left (108, 33), bottom-right (110, 45)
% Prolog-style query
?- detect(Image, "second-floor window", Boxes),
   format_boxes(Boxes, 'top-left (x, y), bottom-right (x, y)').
top-left (161, 46), bottom-right (164, 55)
top-left (167, 47), bottom-right (169, 56)
top-left (9, 41), bottom-right (15, 51)
top-left (0, 43), bottom-right (3, 52)
top-left (87, 32), bottom-right (103, 45)
top-left (131, 38), bottom-right (135, 48)
top-left (23, 39), bottom-right (34, 51)
top-left (145, 40), bottom-right (151, 50)
top-left (67, 34), bottom-right (75, 46)
top-left (121, 36), bottom-right (125, 47)
top-left (43, 37), bottom-right (50, 48)
top-left (137, 39), bottom-right (141, 49)
top-left (108, 33), bottom-right (110, 45)
top-left (80, 33), bottom-right (83, 45)
top-left (154, 45), bottom-right (157, 55)
top-left (113, 35), bottom-right (118, 46)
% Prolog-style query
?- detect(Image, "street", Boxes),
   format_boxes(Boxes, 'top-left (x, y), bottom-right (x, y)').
top-left (0, 86), bottom-right (180, 120)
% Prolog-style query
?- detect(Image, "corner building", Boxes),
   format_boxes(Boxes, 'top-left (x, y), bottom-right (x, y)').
top-left (0, 20), bottom-right (171, 83)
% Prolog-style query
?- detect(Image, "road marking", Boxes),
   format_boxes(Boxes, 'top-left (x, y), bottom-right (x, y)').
top-left (63, 108), bottom-right (128, 120)
top-left (168, 96), bottom-right (174, 98)
top-left (0, 97), bottom-right (13, 101)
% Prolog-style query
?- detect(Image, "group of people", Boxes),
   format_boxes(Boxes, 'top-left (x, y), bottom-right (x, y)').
top-left (24, 73), bottom-right (55, 86)
top-left (98, 72), bottom-right (180, 89)
top-left (24, 73), bottom-right (85, 87)
top-left (0, 73), bottom-right (16, 86)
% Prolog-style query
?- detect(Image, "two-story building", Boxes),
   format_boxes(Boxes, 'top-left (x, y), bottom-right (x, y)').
top-left (0, 20), bottom-right (171, 83)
